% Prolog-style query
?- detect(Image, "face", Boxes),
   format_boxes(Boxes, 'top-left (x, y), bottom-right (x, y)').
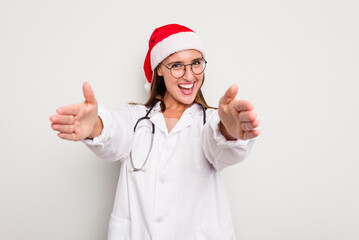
top-left (157, 49), bottom-right (204, 108)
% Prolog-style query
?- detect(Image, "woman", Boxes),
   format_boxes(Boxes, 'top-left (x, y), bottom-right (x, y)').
top-left (50, 24), bottom-right (260, 240)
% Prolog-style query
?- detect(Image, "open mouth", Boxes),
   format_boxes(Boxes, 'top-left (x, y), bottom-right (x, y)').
top-left (178, 83), bottom-right (195, 95)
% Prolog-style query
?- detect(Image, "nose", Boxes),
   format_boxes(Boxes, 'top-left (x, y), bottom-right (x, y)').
top-left (182, 65), bottom-right (196, 81)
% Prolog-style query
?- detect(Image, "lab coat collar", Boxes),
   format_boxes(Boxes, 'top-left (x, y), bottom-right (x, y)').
top-left (149, 102), bottom-right (203, 136)
top-left (147, 101), bottom-right (162, 114)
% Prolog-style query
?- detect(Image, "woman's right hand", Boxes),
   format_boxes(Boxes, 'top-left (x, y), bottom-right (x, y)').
top-left (50, 82), bottom-right (103, 141)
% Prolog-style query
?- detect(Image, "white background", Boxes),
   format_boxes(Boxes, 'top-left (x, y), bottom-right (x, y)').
top-left (1, 0), bottom-right (358, 239)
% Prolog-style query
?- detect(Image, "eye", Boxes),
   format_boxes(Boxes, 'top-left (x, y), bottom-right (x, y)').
top-left (171, 63), bottom-right (183, 69)
top-left (192, 59), bottom-right (201, 65)
top-left (192, 59), bottom-right (203, 68)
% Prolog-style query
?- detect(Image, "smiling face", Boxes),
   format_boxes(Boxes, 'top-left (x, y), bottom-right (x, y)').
top-left (157, 49), bottom-right (204, 109)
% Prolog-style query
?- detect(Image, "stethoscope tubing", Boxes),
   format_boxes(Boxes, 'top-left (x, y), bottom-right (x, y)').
top-left (129, 102), bottom-right (206, 172)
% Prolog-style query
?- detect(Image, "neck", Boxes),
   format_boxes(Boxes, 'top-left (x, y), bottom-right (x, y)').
top-left (163, 94), bottom-right (192, 119)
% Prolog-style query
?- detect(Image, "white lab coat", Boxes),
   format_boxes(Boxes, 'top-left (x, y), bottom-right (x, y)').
top-left (83, 102), bottom-right (255, 240)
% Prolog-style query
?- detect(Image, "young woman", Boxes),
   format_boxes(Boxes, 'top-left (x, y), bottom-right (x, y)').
top-left (50, 24), bottom-right (260, 240)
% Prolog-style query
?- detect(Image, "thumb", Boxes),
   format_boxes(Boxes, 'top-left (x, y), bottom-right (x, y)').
top-left (220, 84), bottom-right (238, 105)
top-left (83, 82), bottom-right (97, 104)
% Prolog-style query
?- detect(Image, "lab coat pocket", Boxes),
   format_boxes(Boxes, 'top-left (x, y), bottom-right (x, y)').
top-left (196, 222), bottom-right (235, 240)
top-left (193, 139), bottom-right (212, 177)
top-left (108, 214), bottom-right (131, 240)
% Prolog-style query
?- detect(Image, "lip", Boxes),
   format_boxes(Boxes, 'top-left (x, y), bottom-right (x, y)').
top-left (178, 82), bottom-right (195, 95)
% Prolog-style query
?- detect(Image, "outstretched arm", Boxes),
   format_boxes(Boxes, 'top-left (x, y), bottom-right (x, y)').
top-left (50, 82), bottom-right (103, 141)
top-left (218, 84), bottom-right (260, 140)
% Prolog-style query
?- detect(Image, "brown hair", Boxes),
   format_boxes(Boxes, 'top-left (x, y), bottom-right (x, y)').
top-left (144, 67), bottom-right (214, 112)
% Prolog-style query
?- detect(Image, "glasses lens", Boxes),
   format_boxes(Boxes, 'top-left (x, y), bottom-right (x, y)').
top-left (168, 59), bottom-right (207, 78)
top-left (192, 59), bottom-right (206, 75)
top-left (170, 64), bottom-right (185, 78)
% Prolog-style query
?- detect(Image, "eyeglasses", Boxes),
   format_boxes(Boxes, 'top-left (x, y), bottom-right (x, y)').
top-left (161, 58), bottom-right (207, 79)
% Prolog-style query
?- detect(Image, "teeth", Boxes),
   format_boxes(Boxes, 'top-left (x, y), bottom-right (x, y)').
top-left (179, 83), bottom-right (193, 89)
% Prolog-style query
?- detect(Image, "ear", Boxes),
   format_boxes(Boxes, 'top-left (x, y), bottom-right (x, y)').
top-left (157, 66), bottom-right (163, 76)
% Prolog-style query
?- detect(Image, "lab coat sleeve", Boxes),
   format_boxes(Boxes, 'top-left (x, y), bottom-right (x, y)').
top-left (202, 110), bottom-right (255, 171)
top-left (81, 104), bottom-right (134, 162)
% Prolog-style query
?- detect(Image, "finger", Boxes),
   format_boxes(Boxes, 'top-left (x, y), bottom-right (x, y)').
top-left (219, 84), bottom-right (238, 105)
top-left (240, 120), bottom-right (260, 131)
top-left (243, 129), bottom-right (260, 140)
top-left (56, 104), bottom-right (81, 116)
top-left (239, 111), bottom-right (257, 122)
top-left (83, 82), bottom-right (97, 104)
top-left (233, 100), bottom-right (254, 112)
top-left (50, 115), bottom-right (75, 124)
top-left (58, 132), bottom-right (77, 141)
top-left (51, 124), bottom-right (75, 134)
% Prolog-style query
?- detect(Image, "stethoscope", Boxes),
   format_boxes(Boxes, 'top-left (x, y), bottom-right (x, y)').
top-left (129, 102), bottom-right (207, 172)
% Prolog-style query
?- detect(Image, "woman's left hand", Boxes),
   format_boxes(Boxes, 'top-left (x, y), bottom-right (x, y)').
top-left (218, 84), bottom-right (260, 140)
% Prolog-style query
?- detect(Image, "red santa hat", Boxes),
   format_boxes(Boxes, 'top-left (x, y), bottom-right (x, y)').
top-left (143, 24), bottom-right (205, 91)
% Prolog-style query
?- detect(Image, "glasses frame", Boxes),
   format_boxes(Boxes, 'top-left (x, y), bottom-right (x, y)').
top-left (161, 58), bottom-right (207, 79)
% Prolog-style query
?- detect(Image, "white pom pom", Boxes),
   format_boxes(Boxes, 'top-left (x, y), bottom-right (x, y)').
top-left (144, 82), bottom-right (151, 92)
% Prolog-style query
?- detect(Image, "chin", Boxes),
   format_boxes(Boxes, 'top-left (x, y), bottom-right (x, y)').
top-left (177, 96), bottom-right (197, 106)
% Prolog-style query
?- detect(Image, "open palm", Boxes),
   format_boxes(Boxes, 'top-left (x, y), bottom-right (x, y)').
top-left (50, 82), bottom-right (101, 141)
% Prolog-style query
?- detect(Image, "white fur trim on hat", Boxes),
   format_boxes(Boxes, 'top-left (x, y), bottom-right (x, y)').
top-left (144, 82), bottom-right (151, 92)
top-left (150, 31), bottom-right (204, 70)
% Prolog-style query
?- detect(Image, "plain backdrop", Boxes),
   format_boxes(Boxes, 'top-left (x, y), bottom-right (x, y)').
top-left (1, 0), bottom-right (358, 239)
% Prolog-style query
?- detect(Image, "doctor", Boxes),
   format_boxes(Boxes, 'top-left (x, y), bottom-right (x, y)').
top-left (50, 24), bottom-right (260, 239)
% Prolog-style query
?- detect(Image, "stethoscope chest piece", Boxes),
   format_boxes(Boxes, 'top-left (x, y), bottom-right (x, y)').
top-left (129, 167), bottom-right (147, 173)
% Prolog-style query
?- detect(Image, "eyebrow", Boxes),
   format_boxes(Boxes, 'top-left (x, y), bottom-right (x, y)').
top-left (166, 58), bottom-right (203, 66)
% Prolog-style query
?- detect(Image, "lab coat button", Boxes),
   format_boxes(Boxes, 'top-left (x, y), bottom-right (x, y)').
top-left (155, 217), bottom-right (164, 222)
top-left (159, 176), bottom-right (167, 183)
top-left (165, 144), bottom-right (172, 151)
